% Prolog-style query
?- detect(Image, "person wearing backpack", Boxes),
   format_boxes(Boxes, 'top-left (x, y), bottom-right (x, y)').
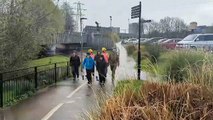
top-left (96, 55), bottom-right (107, 86)
top-left (83, 53), bottom-right (96, 86)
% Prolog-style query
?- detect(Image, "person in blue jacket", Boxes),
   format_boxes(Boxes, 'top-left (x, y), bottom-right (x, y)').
top-left (83, 53), bottom-right (96, 85)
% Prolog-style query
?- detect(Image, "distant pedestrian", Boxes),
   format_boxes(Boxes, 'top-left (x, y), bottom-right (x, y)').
top-left (109, 48), bottom-right (120, 82)
top-left (70, 51), bottom-right (80, 80)
top-left (102, 47), bottom-right (109, 76)
top-left (96, 55), bottom-right (107, 86)
top-left (83, 53), bottom-right (96, 85)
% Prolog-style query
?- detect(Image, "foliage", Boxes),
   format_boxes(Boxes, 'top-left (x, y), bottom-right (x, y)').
top-left (158, 50), bottom-right (210, 82)
top-left (144, 44), bottom-right (165, 64)
top-left (144, 17), bottom-right (190, 38)
top-left (185, 58), bottom-right (213, 88)
top-left (0, 0), bottom-right (67, 72)
top-left (126, 45), bottom-right (137, 56)
top-left (87, 81), bottom-right (213, 120)
top-left (61, 2), bottom-right (75, 33)
top-left (114, 80), bottom-right (143, 95)
top-left (107, 33), bottom-right (120, 43)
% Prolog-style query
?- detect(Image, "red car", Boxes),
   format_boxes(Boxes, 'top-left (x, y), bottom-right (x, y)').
top-left (161, 38), bottom-right (182, 49)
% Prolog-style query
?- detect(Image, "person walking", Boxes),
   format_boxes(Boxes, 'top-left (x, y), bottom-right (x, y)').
top-left (70, 51), bottom-right (80, 80)
top-left (96, 55), bottom-right (107, 86)
top-left (88, 49), bottom-right (95, 76)
top-left (83, 53), bottom-right (96, 85)
top-left (109, 48), bottom-right (120, 82)
top-left (102, 47), bottom-right (109, 76)
top-left (94, 51), bottom-right (103, 81)
top-left (88, 49), bottom-right (95, 59)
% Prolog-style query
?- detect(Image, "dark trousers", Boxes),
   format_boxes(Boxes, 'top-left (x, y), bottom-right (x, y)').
top-left (99, 72), bottom-right (106, 84)
top-left (72, 66), bottom-right (79, 79)
top-left (86, 69), bottom-right (93, 84)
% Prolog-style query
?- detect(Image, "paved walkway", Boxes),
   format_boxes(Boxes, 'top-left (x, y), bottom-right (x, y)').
top-left (0, 43), bottom-right (144, 120)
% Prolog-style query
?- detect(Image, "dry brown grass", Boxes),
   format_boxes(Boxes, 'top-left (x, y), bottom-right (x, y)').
top-left (93, 82), bottom-right (213, 120)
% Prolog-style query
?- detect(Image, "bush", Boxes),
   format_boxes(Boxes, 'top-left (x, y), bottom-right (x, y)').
top-left (89, 82), bottom-right (213, 120)
top-left (144, 44), bottom-right (165, 64)
top-left (186, 60), bottom-right (213, 88)
top-left (126, 45), bottom-right (137, 56)
top-left (158, 50), bottom-right (211, 82)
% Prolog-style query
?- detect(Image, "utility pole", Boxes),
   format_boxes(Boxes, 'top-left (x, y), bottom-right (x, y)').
top-left (95, 21), bottom-right (100, 50)
top-left (73, 1), bottom-right (86, 32)
top-left (80, 17), bottom-right (87, 79)
top-left (110, 16), bottom-right (112, 27)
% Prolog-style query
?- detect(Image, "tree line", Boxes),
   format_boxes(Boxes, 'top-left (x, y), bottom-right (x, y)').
top-left (143, 17), bottom-right (190, 38)
top-left (0, 0), bottom-right (75, 72)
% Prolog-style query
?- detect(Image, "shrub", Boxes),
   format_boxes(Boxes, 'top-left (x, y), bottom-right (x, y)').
top-left (186, 60), bottom-right (213, 88)
top-left (144, 44), bottom-right (165, 64)
top-left (158, 50), bottom-right (211, 82)
top-left (126, 45), bottom-right (136, 56)
top-left (92, 82), bottom-right (213, 120)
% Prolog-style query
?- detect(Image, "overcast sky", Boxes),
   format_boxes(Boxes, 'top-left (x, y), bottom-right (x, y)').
top-left (63, 0), bottom-right (213, 32)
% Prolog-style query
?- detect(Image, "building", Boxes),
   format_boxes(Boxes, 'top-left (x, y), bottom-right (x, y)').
top-left (193, 26), bottom-right (213, 34)
top-left (83, 26), bottom-right (119, 50)
top-left (128, 22), bottom-right (144, 36)
top-left (83, 26), bottom-right (120, 34)
top-left (129, 23), bottom-right (138, 35)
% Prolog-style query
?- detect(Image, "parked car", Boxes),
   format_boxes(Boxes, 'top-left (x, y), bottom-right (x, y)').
top-left (161, 38), bottom-right (182, 49)
top-left (121, 39), bottom-right (129, 44)
top-left (176, 34), bottom-right (213, 50)
top-left (127, 38), bottom-right (138, 44)
top-left (141, 37), bottom-right (163, 44)
top-left (156, 38), bottom-right (168, 44)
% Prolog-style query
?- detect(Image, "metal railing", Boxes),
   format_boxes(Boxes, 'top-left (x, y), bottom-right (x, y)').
top-left (0, 61), bottom-right (70, 108)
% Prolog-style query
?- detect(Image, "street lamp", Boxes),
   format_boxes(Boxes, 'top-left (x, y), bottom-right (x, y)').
top-left (80, 17), bottom-right (87, 78)
top-left (95, 21), bottom-right (100, 50)
top-left (110, 16), bottom-right (112, 27)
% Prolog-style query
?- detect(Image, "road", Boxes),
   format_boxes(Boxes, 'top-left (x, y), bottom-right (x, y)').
top-left (0, 43), bottom-right (145, 120)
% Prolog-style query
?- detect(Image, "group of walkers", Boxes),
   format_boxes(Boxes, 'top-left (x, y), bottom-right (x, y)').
top-left (70, 47), bottom-right (119, 86)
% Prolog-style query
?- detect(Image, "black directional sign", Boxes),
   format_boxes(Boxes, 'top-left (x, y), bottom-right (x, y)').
top-left (131, 5), bottom-right (141, 19)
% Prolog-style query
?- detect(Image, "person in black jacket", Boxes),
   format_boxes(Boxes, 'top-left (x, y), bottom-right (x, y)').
top-left (70, 51), bottom-right (80, 80)
top-left (96, 55), bottom-right (107, 86)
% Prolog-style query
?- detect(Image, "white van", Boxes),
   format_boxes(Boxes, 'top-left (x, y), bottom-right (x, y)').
top-left (176, 34), bottom-right (213, 50)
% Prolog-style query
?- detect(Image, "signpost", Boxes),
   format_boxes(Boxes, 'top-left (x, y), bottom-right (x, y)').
top-left (131, 2), bottom-right (142, 80)
top-left (131, 2), bottom-right (151, 80)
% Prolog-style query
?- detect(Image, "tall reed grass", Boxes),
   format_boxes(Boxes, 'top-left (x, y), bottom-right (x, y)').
top-left (86, 81), bottom-right (213, 120)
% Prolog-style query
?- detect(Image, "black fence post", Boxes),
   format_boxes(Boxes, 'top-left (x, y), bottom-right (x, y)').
top-left (55, 63), bottom-right (57, 84)
top-left (67, 62), bottom-right (69, 77)
top-left (0, 73), bottom-right (3, 107)
top-left (34, 67), bottom-right (38, 89)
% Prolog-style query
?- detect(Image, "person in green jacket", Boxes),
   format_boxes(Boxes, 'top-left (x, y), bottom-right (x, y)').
top-left (108, 48), bottom-right (120, 83)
